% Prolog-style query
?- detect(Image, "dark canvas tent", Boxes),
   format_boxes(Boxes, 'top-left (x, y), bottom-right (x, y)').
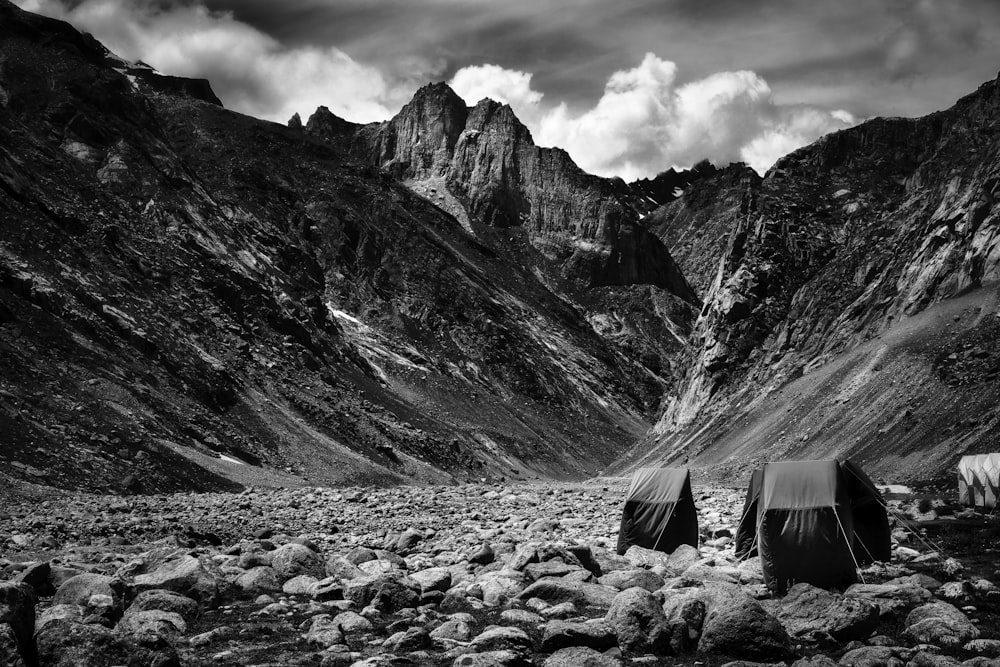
top-left (735, 459), bottom-right (891, 594)
top-left (958, 454), bottom-right (1000, 509)
top-left (616, 467), bottom-right (698, 555)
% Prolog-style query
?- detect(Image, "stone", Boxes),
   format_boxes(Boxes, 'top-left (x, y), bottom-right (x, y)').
top-left (540, 620), bottom-right (617, 652)
top-left (477, 571), bottom-right (530, 606)
top-left (235, 566), bottom-right (282, 594)
top-left (468, 544), bottom-right (496, 566)
top-left (695, 582), bottom-right (791, 660)
top-left (410, 567), bottom-right (452, 594)
top-left (838, 645), bottom-right (906, 667)
top-left (965, 639), bottom-right (1000, 657)
top-left (125, 590), bottom-right (199, 622)
top-left (0, 625), bottom-right (26, 667)
top-left (396, 528), bottom-right (425, 552)
top-left (12, 561), bottom-right (53, 597)
top-left (661, 589), bottom-right (707, 653)
top-left (515, 579), bottom-right (617, 611)
top-left (36, 618), bottom-right (179, 667)
top-left (500, 608), bottom-right (543, 625)
top-left (282, 574), bottom-right (320, 595)
top-left (667, 545), bottom-right (701, 573)
top-left (304, 615), bottom-right (345, 647)
top-left (432, 618), bottom-right (473, 642)
top-left (470, 626), bottom-right (533, 652)
top-left (623, 546), bottom-right (672, 570)
top-left (604, 587), bottom-right (671, 655)
top-left (325, 556), bottom-right (363, 580)
top-left (133, 555), bottom-right (221, 605)
top-left (904, 602), bottom-right (979, 647)
top-left (0, 584), bottom-right (34, 667)
top-left (383, 627), bottom-right (431, 653)
top-left (116, 610), bottom-right (187, 640)
top-left (53, 574), bottom-right (122, 611)
top-left (765, 583), bottom-right (879, 642)
top-left (543, 646), bottom-right (623, 667)
top-left (451, 650), bottom-right (531, 666)
top-left (791, 656), bottom-right (839, 667)
top-left (270, 543), bottom-right (324, 580)
top-left (332, 611), bottom-right (372, 634)
top-left (598, 569), bottom-right (664, 592)
top-left (845, 583), bottom-right (932, 616)
top-left (344, 573), bottom-right (420, 611)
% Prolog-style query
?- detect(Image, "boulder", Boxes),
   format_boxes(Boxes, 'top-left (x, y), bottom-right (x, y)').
top-left (53, 574), bottom-right (123, 612)
top-left (344, 573), bottom-right (419, 611)
top-left (661, 588), bottom-right (707, 653)
top-left (598, 569), bottom-right (664, 592)
top-left (451, 650), bottom-right (531, 666)
top-left (410, 567), bottom-right (453, 594)
top-left (477, 570), bottom-right (529, 606)
top-left (470, 626), bottom-right (533, 653)
top-left (234, 566), bottom-right (282, 594)
top-left (124, 590), bottom-right (199, 622)
top-left (270, 543), bottom-right (324, 580)
top-left (133, 555), bottom-right (221, 605)
top-left (844, 583), bottom-right (932, 616)
top-left (516, 579), bottom-right (617, 611)
top-left (116, 610), bottom-right (187, 640)
top-left (540, 620), bottom-right (617, 652)
top-left (0, 583), bottom-right (34, 667)
top-left (696, 583), bottom-right (791, 660)
top-left (543, 646), bottom-right (623, 666)
top-left (36, 618), bottom-right (179, 667)
top-left (604, 587), bottom-right (671, 655)
top-left (282, 574), bottom-right (320, 595)
top-left (838, 645), bottom-right (906, 667)
top-left (765, 583), bottom-right (879, 642)
top-left (0, 625), bottom-right (26, 667)
top-left (12, 561), bottom-right (53, 597)
top-left (303, 615), bottom-right (344, 648)
top-left (623, 546), bottom-right (672, 570)
top-left (431, 618), bottom-right (473, 642)
top-left (904, 602), bottom-right (979, 647)
top-left (332, 610), bottom-right (372, 634)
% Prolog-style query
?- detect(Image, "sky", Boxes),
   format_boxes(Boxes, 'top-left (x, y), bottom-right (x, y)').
top-left (15, 0), bottom-right (1000, 180)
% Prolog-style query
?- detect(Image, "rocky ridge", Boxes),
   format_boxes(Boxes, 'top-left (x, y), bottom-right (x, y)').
top-left (626, 74), bottom-right (1000, 480)
top-left (0, 0), bottom-right (689, 494)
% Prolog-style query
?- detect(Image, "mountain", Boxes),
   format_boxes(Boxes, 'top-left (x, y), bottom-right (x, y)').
top-left (620, 74), bottom-right (1000, 481)
top-left (0, 0), bottom-right (699, 494)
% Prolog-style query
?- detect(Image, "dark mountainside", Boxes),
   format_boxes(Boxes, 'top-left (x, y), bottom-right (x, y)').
top-left (3, 0), bottom-right (1000, 497)
top-left (0, 1), bottom-right (699, 495)
top-left (621, 74), bottom-right (1000, 482)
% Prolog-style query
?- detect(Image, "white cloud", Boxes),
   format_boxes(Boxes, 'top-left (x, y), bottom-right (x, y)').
top-left (17, 0), bottom-right (854, 177)
top-left (13, 0), bottom-right (425, 124)
top-left (450, 54), bottom-right (855, 179)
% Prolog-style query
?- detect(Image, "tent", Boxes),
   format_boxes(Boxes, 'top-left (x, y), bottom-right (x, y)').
top-left (734, 459), bottom-right (891, 594)
top-left (958, 454), bottom-right (1000, 509)
top-left (616, 467), bottom-right (698, 556)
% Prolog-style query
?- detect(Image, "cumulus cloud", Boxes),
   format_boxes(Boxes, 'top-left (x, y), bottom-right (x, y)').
top-left (450, 53), bottom-right (855, 179)
top-left (13, 0), bottom-right (427, 124)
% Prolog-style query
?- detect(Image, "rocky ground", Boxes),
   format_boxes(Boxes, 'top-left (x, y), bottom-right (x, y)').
top-left (2, 482), bottom-right (999, 667)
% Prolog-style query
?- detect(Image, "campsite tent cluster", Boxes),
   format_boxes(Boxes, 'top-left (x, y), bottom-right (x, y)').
top-left (617, 460), bottom-right (891, 595)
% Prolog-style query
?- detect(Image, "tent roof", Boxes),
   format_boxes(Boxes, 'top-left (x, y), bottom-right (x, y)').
top-left (761, 460), bottom-right (842, 510)
top-left (625, 467), bottom-right (690, 504)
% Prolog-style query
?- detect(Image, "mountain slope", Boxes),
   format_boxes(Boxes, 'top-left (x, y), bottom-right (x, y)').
top-left (624, 74), bottom-right (1000, 481)
top-left (0, 0), bottom-right (692, 493)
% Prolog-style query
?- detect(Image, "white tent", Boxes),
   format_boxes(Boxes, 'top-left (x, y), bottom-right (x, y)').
top-left (958, 454), bottom-right (1000, 509)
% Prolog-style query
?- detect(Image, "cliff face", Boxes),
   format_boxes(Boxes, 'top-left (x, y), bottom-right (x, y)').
top-left (622, 75), bottom-right (1000, 481)
top-left (306, 86), bottom-right (697, 302)
top-left (0, 0), bottom-right (681, 493)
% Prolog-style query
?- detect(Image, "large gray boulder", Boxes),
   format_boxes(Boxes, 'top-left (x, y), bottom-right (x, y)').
top-left (695, 582), bottom-right (791, 660)
top-left (904, 602), bottom-right (979, 647)
top-left (36, 618), bottom-right (179, 667)
top-left (540, 620), bottom-right (617, 653)
top-left (765, 583), bottom-right (879, 642)
top-left (515, 578), bottom-right (617, 611)
top-left (543, 646), bottom-right (623, 666)
top-left (133, 555), bottom-right (221, 605)
top-left (604, 587), bottom-right (671, 655)
top-left (270, 543), bottom-right (324, 580)
top-left (123, 589), bottom-right (199, 623)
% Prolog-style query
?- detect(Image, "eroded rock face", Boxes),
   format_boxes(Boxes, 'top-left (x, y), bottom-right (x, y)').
top-left (629, 73), bottom-right (1000, 481)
